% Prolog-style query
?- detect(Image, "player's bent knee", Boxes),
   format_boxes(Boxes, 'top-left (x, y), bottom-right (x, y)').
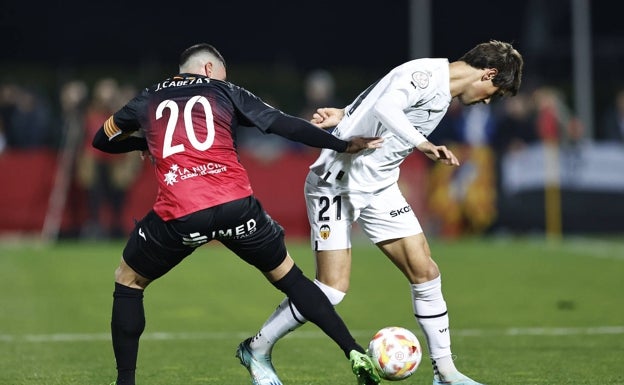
top-left (115, 259), bottom-right (151, 289)
top-left (314, 279), bottom-right (346, 305)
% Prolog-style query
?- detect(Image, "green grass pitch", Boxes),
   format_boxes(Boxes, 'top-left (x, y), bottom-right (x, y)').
top-left (1, 236), bottom-right (623, 384)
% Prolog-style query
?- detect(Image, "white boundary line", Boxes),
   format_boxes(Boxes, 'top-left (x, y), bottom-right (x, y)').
top-left (528, 237), bottom-right (624, 260)
top-left (1, 326), bottom-right (623, 343)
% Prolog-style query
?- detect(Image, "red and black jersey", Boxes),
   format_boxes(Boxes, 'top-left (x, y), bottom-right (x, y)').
top-left (104, 74), bottom-right (285, 220)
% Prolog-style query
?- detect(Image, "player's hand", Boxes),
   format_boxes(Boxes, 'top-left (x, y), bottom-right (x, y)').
top-left (344, 136), bottom-right (384, 153)
top-left (311, 107), bottom-right (345, 129)
top-left (140, 150), bottom-right (155, 164)
top-left (416, 141), bottom-right (460, 166)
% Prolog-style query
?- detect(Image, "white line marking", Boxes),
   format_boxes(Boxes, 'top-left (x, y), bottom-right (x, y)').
top-left (1, 326), bottom-right (622, 343)
top-left (533, 237), bottom-right (624, 260)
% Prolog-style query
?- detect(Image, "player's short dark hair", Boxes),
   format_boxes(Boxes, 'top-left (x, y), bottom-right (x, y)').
top-left (179, 43), bottom-right (226, 69)
top-left (459, 40), bottom-right (523, 96)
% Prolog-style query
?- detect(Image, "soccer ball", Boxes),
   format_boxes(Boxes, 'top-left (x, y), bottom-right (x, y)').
top-left (367, 326), bottom-right (422, 381)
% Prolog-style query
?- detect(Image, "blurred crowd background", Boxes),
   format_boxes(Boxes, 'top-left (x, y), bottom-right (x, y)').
top-left (1, 0), bottom-right (623, 241)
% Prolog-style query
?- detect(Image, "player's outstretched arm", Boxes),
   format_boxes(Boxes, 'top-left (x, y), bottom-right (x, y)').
top-left (344, 137), bottom-right (384, 153)
top-left (268, 114), bottom-right (381, 153)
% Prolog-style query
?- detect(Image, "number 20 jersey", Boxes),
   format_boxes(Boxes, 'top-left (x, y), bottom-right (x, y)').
top-left (103, 74), bottom-right (283, 221)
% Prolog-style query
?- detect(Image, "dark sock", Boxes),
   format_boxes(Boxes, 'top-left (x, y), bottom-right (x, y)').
top-left (272, 265), bottom-right (364, 358)
top-left (111, 282), bottom-right (145, 385)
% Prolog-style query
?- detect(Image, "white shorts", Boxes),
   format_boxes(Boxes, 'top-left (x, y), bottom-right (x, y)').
top-left (305, 171), bottom-right (423, 251)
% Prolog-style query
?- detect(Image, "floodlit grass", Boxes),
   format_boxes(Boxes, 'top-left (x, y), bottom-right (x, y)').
top-left (1, 236), bottom-right (623, 384)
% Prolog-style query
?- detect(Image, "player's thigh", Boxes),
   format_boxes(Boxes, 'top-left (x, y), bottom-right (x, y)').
top-left (263, 253), bottom-right (295, 282)
top-left (377, 234), bottom-right (439, 284)
top-left (357, 183), bottom-right (423, 244)
top-left (218, 196), bottom-right (287, 273)
top-left (305, 175), bottom-right (358, 251)
top-left (122, 210), bottom-right (194, 281)
top-left (357, 185), bottom-right (439, 283)
top-left (315, 249), bottom-right (352, 292)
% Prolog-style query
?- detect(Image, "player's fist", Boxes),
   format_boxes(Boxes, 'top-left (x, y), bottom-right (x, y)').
top-left (311, 107), bottom-right (345, 129)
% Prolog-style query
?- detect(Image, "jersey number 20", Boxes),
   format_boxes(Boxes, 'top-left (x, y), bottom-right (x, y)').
top-left (157, 95), bottom-right (216, 158)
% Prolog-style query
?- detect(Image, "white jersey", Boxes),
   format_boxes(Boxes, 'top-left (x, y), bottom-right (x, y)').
top-left (309, 58), bottom-right (452, 192)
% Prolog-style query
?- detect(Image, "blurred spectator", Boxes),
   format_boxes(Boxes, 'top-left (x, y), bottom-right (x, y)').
top-left (0, 126), bottom-right (6, 154)
top-left (1, 83), bottom-right (54, 149)
top-left (532, 87), bottom-right (589, 180)
top-left (427, 101), bottom-right (500, 237)
top-left (456, 102), bottom-right (498, 145)
top-left (42, 80), bottom-right (90, 239)
top-left (493, 92), bottom-right (538, 153)
top-left (565, 115), bottom-right (586, 146)
top-left (431, 100), bottom-right (499, 145)
top-left (299, 69), bottom-right (340, 120)
top-left (429, 99), bottom-right (463, 144)
top-left (76, 78), bottom-right (140, 239)
top-left (290, 69), bottom-right (343, 154)
top-left (533, 86), bottom-right (571, 143)
top-left (601, 88), bottom-right (624, 142)
top-left (487, 92), bottom-right (539, 233)
top-left (0, 83), bottom-right (15, 153)
top-left (60, 81), bottom-right (89, 115)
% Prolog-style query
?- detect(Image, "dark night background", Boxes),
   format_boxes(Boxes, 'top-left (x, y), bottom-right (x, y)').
top-left (1, 0), bottom-right (623, 129)
top-left (2, 2), bottom-right (621, 65)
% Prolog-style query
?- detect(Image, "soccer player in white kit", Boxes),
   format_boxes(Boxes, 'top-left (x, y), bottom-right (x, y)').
top-left (237, 40), bottom-right (523, 385)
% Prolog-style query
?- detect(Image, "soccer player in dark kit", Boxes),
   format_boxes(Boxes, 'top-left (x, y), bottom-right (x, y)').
top-left (92, 43), bottom-right (384, 385)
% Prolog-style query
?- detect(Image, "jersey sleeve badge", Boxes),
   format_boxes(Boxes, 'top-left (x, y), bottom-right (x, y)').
top-left (411, 71), bottom-right (430, 89)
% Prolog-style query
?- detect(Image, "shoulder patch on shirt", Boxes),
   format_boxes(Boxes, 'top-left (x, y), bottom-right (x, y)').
top-left (411, 71), bottom-right (430, 89)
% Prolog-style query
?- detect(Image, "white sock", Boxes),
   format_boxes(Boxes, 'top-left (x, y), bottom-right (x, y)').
top-left (313, 279), bottom-right (346, 305)
top-left (411, 276), bottom-right (457, 375)
top-left (249, 280), bottom-right (346, 355)
top-left (250, 297), bottom-right (305, 355)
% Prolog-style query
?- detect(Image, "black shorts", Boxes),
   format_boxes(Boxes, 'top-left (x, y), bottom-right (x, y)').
top-left (122, 195), bottom-right (287, 280)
